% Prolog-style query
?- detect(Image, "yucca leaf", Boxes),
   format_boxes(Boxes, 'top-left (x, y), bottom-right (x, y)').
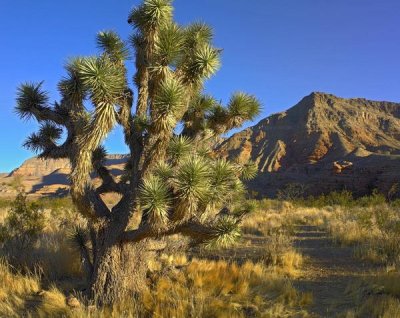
top-left (154, 23), bottom-right (183, 66)
top-left (92, 146), bottom-right (107, 164)
top-left (183, 22), bottom-right (213, 49)
top-left (172, 156), bottom-right (211, 219)
top-left (97, 30), bottom-right (129, 61)
top-left (206, 216), bottom-right (241, 248)
top-left (207, 104), bottom-right (229, 134)
top-left (239, 161), bottom-right (258, 181)
top-left (67, 225), bottom-right (90, 251)
top-left (139, 175), bottom-right (170, 225)
top-left (153, 76), bottom-right (184, 131)
top-left (16, 82), bottom-right (49, 120)
top-left (58, 58), bottom-right (87, 103)
top-left (78, 56), bottom-right (125, 105)
top-left (227, 92), bottom-right (261, 126)
top-left (23, 133), bottom-right (43, 153)
top-left (128, 0), bottom-right (173, 32)
top-left (188, 44), bottom-right (221, 82)
top-left (153, 161), bottom-right (173, 180)
top-left (38, 122), bottom-right (63, 141)
top-left (211, 159), bottom-right (236, 188)
top-left (168, 135), bottom-right (192, 161)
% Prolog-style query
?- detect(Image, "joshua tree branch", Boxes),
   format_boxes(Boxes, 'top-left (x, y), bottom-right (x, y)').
top-left (95, 163), bottom-right (127, 194)
top-left (39, 140), bottom-right (71, 160)
top-left (32, 107), bottom-right (66, 125)
top-left (119, 220), bottom-right (215, 244)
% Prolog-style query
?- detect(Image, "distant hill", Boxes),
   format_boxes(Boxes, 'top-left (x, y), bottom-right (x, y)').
top-left (1, 92), bottom-right (400, 199)
top-left (217, 92), bottom-right (400, 197)
top-left (0, 155), bottom-right (128, 198)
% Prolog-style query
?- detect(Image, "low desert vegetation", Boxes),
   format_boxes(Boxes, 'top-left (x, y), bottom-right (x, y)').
top-left (1, 188), bottom-right (399, 317)
top-left (341, 272), bottom-right (400, 318)
top-left (241, 192), bottom-right (400, 317)
top-left (326, 204), bottom-right (400, 268)
top-left (0, 192), bottom-right (313, 317)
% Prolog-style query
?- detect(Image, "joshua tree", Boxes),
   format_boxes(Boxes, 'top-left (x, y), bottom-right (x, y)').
top-left (16, 0), bottom-right (260, 305)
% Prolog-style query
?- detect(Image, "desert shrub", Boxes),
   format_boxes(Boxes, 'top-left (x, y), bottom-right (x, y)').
top-left (262, 233), bottom-right (293, 266)
top-left (0, 198), bottom-right (12, 210)
top-left (341, 273), bottom-right (400, 318)
top-left (357, 190), bottom-right (387, 207)
top-left (296, 190), bottom-right (387, 208)
top-left (300, 190), bottom-right (354, 208)
top-left (0, 191), bottom-right (45, 251)
top-left (38, 197), bottom-right (75, 216)
top-left (7, 175), bottom-right (23, 190)
top-left (0, 193), bottom-right (83, 280)
top-left (326, 205), bottom-right (400, 268)
top-left (277, 183), bottom-right (307, 201)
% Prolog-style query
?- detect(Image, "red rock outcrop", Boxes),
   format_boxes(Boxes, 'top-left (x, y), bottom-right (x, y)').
top-left (217, 92), bottom-right (400, 197)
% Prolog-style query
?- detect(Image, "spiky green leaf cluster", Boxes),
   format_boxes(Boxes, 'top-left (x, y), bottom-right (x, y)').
top-left (39, 122), bottom-right (63, 141)
top-left (168, 135), bottom-right (192, 162)
top-left (209, 159), bottom-right (237, 199)
top-left (182, 94), bottom-right (217, 135)
top-left (173, 156), bottom-right (211, 203)
top-left (153, 76), bottom-right (184, 131)
top-left (153, 161), bottom-right (173, 180)
top-left (92, 146), bottom-right (108, 164)
top-left (128, 0), bottom-right (173, 32)
top-left (78, 57), bottom-right (126, 105)
top-left (227, 92), bottom-right (261, 126)
top-left (206, 216), bottom-right (241, 248)
top-left (183, 23), bottom-right (213, 50)
top-left (97, 31), bottom-right (129, 62)
top-left (154, 23), bottom-right (183, 67)
top-left (23, 122), bottom-right (62, 153)
top-left (16, 82), bottom-right (49, 120)
top-left (181, 44), bottom-right (221, 85)
top-left (207, 93), bottom-right (261, 134)
top-left (139, 175), bottom-right (170, 225)
top-left (58, 58), bottom-right (87, 104)
top-left (67, 225), bottom-right (90, 251)
top-left (238, 161), bottom-right (258, 181)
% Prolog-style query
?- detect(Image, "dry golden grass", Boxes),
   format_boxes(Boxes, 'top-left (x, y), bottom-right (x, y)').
top-left (341, 272), bottom-right (400, 318)
top-left (324, 205), bottom-right (400, 268)
top-left (0, 257), bottom-right (312, 318)
top-left (4, 195), bottom-right (398, 317)
top-left (241, 202), bottom-right (329, 237)
top-left (0, 197), bottom-right (314, 317)
top-left (0, 260), bottom-right (41, 317)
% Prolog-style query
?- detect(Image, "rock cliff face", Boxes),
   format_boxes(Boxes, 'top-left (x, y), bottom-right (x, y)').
top-left (2, 92), bottom-right (400, 198)
top-left (217, 92), bottom-right (400, 197)
top-left (1, 155), bottom-right (128, 197)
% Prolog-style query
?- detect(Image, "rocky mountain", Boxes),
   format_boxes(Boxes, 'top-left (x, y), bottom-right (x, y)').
top-left (217, 92), bottom-right (400, 197)
top-left (1, 92), bottom-right (399, 199)
top-left (0, 155), bottom-right (128, 198)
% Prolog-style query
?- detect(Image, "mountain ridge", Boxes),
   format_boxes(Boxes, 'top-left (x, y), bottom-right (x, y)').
top-left (1, 92), bottom-right (400, 198)
top-left (217, 92), bottom-right (400, 197)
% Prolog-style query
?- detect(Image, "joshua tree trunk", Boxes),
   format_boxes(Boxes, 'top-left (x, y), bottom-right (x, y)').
top-left (90, 239), bottom-right (148, 305)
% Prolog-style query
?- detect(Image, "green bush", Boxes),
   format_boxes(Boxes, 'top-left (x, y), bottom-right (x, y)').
top-left (38, 196), bottom-right (73, 210)
top-left (0, 191), bottom-right (45, 250)
top-left (294, 190), bottom-right (387, 208)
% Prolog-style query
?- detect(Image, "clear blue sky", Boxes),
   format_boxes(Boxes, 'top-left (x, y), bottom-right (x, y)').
top-left (1, 0), bottom-right (399, 172)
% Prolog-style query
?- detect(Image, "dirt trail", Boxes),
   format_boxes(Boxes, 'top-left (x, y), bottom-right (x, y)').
top-left (293, 225), bottom-right (377, 317)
